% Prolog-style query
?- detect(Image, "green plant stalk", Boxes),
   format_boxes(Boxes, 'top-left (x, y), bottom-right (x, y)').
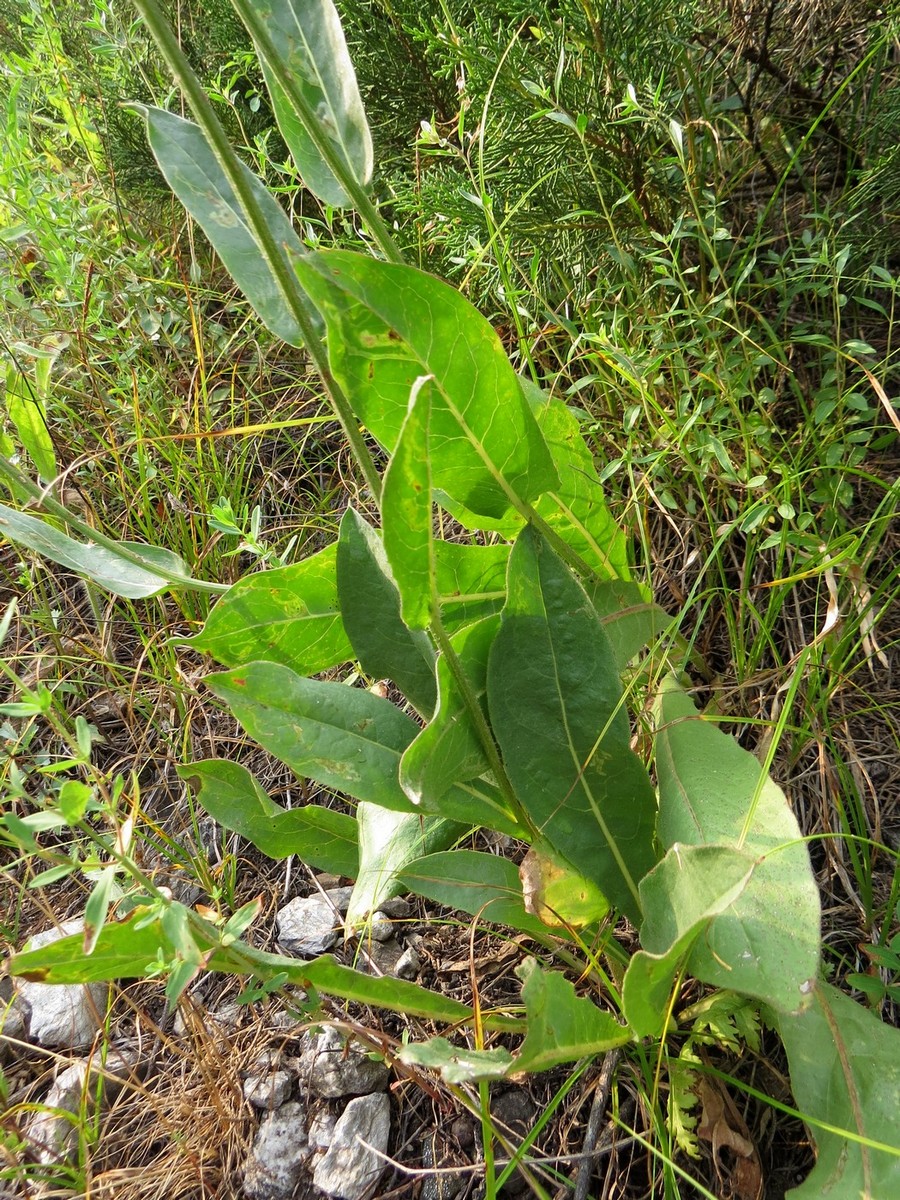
top-left (0, 455), bottom-right (227, 594)
top-left (129, 0), bottom-right (383, 502)
top-left (228, 0), bottom-right (402, 266)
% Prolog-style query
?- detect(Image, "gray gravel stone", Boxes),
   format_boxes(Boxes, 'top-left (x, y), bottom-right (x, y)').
top-left (313, 1092), bottom-right (390, 1200)
top-left (395, 946), bottom-right (421, 980)
top-left (303, 1027), bottom-right (389, 1098)
top-left (243, 1069), bottom-right (293, 1110)
top-left (276, 896), bottom-right (341, 957)
top-left (366, 912), bottom-right (394, 942)
top-left (243, 1101), bottom-right (309, 1200)
top-left (16, 922), bottom-right (107, 1049)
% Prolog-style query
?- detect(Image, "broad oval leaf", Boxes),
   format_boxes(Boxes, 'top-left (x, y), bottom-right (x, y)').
top-left (182, 543), bottom-right (352, 675)
top-left (487, 527), bottom-right (658, 923)
top-left (234, 0), bottom-right (373, 207)
top-left (398, 849), bottom-right (553, 939)
top-left (653, 677), bottom-right (820, 1014)
top-left (178, 759), bottom-right (359, 877)
top-left (293, 251), bottom-right (558, 520)
top-left (206, 661), bottom-right (419, 812)
top-left (134, 104), bottom-right (316, 347)
top-left (0, 504), bottom-right (192, 598)
top-left (336, 508), bottom-right (436, 717)
top-left (519, 841), bottom-right (609, 930)
top-left (775, 982), bottom-right (900, 1198)
top-left (434, 541), bottom-right (509, 629)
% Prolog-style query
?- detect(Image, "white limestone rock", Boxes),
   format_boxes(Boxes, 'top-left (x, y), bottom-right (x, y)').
top-left (16, 922), bottom-right (107, 1049)
top-left (242, 1101), bottom-right (309, 1200)
top-left (302, 1026), bottom-right (389, 1099)
top-left (313, 1092), bottom-right (390, 1200)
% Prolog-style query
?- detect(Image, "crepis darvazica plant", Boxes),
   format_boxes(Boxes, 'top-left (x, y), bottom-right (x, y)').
top-left (3, 2), bottom-right (899, 1196)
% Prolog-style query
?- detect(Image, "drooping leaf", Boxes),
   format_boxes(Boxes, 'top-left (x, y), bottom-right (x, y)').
top-left (653, 677), bottom-right (820, 1013)
top-left (182, 543), bottom-right (352, 674)
top-left (398, 1037), bottom-right (514, 1083)
top-left (434, 540), bottom-right (509, 629)
top-left (622, 844), bottom-right (759, 1038)
top-left (400, 615), bottom-right (497, 810)
top-left (775, 982), bottom-right (900, 1198)
top-left (293, 252), bottom-right (558, 521)
top-left (0, 505), bottom-right (191, 598)
top-left (133, 105), bottom-right (316, 347)
top-left (487, 527), bottom-right (658, 923)
top-left (233, 0), bottom-right (373, 208)
top-left (7, 906), bottom-right (493, 1027)
top-left (381, 376), bottom-right (434, 630)
top-left (345, 802), bottom-right (465, 931)
top-left (398, 849), bottom-right (553, 939)
top-left (515, 958), bottom-right (631, 1073)
top-left (207, 661), bottom-right (419, 812)
top-left (178, 759), bottom-right (358, 877)
top-left (519, 841), bottom-right (609, 930)
top-left (336, 509), bottom-right (436, 716)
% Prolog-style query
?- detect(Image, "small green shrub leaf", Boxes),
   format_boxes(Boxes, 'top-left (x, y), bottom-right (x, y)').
top-left (487, 527), bottom-right (658, 923)
top-left (207, 662), bottom-right (421, 812)
top-left (134, 105), bottom-right (315, 347)
top-left (398, 849), bottom-right (553, 938)
top-left (515, 959), bottom-right (631, 1073)
top-left (336, 509), bottom-right (436, 716)
top-left (183, 544), bottom-right (352, 675)
top-left (398, 1037), bottom-right (514, 1083)
top-left (293, 252), bottom-right (558, 520)
top-left (381, 376), bottom-right (434, 630)
top-left (345, 802), bottom-right (465, 931)
top-left (622, 844), bottom-right (759, 1037)
top-left (654, 677), bottom-right (820, 1012)
top-left (235, 0), bottom-right (373, 208)
top-left (775, 982), bottom-right (900, 1198)
top-left (178, 760), bottom-right (359, 877)
top-left (400, 615), bottom-right (497, 810)
top-left (0, 505), bottom-right (191, 598)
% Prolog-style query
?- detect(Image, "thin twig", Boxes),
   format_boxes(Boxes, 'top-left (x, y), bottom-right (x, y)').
top-left (572, 1049), bottom-right (621, 1200)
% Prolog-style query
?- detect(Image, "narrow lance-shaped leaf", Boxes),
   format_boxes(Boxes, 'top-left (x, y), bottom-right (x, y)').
top-left (207, 661), bottom-right (420, 813)
top-left (345, 802), bottom-right (466, 932)
top-left (5, 363), bottom-right (56, 483)
top-left (233, 0), bottom-right (373, 208)
top-left (487, 526), bottom-right (658, 923)
top-left (0, 504), bottom-right (192, 599)
top-left (177, 760), bottom-right (359, 878)
top-left (775, 982), bottom-right (900, 1198)
top-left (294, 251), bottom-right (558, 521)
top-left (653, 677), bottom-right (820, 1013)
top-left (132, 105), bottom-right (318, 347)
top-left (336, 508), bottom-right (436, 717)
top-left (181, 543), bottom-right (352, 675)
top-left (381, 375), bottom-right (434, 630)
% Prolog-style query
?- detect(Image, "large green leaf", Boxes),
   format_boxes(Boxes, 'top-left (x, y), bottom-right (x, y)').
top-left (776, 982), bottom-right (900, 1198)
top-left (207, 662), bottom-right (419, 813)
top-left (622, 844), bottom-right (759, 1037)
top-left (134, 105), bottom-right (314, 347)
top-left (293, 252), bottom-right (558, 521)
top-left (487, 527), bottom-right (658, 923)
top-left (653, 678), bottom-right (820, 1013)
top-left (182, 544), bottom-right (352, 674)
top-left (381, 376), bottom-right (434, 631)
top-left (336, 509), bottom-right (436, 717)
top-left (398, 849), bottom-right (553, 939)
top-left (177, 759), bottom-right (358, 877)
top-left (345, 803), bottom-right (465, 931)
top-left (400, 615), bottom-right (497, 810)
top-left (0, 505), bottom-right (191, 598)
top-left (515, 959), bottom-right (631, 1073)
top-left (235, 0), bottom-right (373, 208)
top-left (588, 577), bottom-right (668, 672)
